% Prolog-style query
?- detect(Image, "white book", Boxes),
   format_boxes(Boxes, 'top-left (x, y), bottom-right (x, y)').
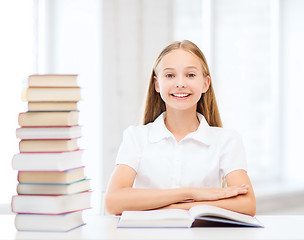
top-left (117, 205), bottom-right (264, 228)
top-left (12, 150), bottom-right (83, 171)
top-left (16, 126), bottom-right (82, 139)
top-left (15, 211), bottom-right (85, 232)
top-left (17, 179), bottom-right (91, 195)
top-left (12, 191), bottom-right (91, 214)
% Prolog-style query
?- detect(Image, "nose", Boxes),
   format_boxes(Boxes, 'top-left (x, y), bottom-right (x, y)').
top-left (176, 76), bottom-right (186, 88)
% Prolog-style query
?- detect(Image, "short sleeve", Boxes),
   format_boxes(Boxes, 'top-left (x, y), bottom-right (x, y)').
top-left (219, 130), bottom-right (247, 177)
top-left (115, 126), bottom-right (142, 172)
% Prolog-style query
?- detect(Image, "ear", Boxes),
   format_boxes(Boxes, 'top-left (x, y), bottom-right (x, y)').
top-left (202, 76), bottom-right (211, 93)
top-left (154, 76), bottom-right (160, 93)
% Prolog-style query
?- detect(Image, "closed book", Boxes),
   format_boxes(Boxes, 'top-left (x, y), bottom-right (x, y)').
top-left (17, 179), bottom-right (91, 195)
top-left (16, 126), bottom-right (82, 139)
top-left (22, 87), bottom-right (81, 102)
top-left (12, 150), bottom-right (83, 171)
top-left (28, 74), bottom-right (78, 87)
top-left (19, 139), bottom-right (79, 152)
top-left (12, 191), bottom-right (91, 214)
top-left (28, 101), bottom-right (78, 111)
top-left (18, 167), bottom-right (85, 184)
top-left (18, 111), bottom-right (79, 127)
top-left (15, 211), bottom-right (85, 232)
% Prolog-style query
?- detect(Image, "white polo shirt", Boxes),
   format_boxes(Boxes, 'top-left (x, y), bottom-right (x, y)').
top-left (116, 112), bottom-right (247, 189)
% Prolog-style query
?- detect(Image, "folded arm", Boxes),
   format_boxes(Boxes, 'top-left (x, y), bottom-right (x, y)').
top-left (161, 170), bottom-right (256, 216)
top-left (105, 165), bottom-right (252, 215)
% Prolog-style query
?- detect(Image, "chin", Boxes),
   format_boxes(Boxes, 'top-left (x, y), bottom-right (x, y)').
top-left (166, 104), bottom-right (197, 112)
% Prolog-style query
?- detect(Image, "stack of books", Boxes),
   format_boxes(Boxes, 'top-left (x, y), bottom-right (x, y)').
top-left (11, 75), bottom-right (91, 232)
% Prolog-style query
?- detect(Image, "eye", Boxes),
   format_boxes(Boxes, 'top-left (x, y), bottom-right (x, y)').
top-left (187, 73), bottom-right (196, 78)
top-left (165, 73), bottom-right (174, 78)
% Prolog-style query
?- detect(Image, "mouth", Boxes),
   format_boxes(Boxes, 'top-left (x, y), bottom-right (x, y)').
top-left (171, 93), bottom-right (191, 98)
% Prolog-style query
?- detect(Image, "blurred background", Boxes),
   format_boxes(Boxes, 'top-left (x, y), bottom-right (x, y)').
top-left (0, 0), bottom-right (304, 215)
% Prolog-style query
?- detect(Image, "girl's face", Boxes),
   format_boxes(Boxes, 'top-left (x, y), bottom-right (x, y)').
top-left (154, 49), bottom-right (210, 112)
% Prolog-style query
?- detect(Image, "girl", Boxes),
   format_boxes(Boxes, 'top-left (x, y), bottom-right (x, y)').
top-left (105, 40), bottom-right (256, 216)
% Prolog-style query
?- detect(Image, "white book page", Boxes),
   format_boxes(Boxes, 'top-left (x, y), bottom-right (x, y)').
top-left (188, 205), bottom-right (261, 226)
top-left (122, 209), bottom-right (192, 221)
top-left (118, 209), bottom-right (194, 227)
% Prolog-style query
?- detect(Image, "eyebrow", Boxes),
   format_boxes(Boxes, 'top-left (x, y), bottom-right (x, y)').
top-left (162, 66), bottom-right (199, 71)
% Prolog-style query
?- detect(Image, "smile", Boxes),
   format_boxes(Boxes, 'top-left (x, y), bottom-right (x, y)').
top-left (171, 93), bottom-right (191, 98)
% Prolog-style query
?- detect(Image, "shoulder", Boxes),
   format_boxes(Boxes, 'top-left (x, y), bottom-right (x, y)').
top-left (208, 126), bottom-right (243, 146)
top-left (196, 113), bottom-right (242, 146)
top-left (122, 113), bottom-right (165, 143)
top-left (122, 123), bottom-right (153, 142)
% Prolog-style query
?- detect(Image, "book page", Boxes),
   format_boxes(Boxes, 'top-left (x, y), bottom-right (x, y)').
top-left (188, 205), bottom-right (262, 226)
top-left (121, 209), bottom-right (192, 221)
top-left (118, 209), bottom-right (194, 228)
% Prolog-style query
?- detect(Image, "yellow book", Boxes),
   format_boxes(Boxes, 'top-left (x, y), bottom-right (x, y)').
top-left (28, 101), bottom-right (78, 111)
top-left (19, 139), bottom-right (79, 152)
top-left (28, 74), bottom-right (78, 87)
top-left (22, 87), bottom-right (81, 102)
top-left (18, 111), bottom-right (79, 127)
top-left (18, 167), bottom-right (85, 184)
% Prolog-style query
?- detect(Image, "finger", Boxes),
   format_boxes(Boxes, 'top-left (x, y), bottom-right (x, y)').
top-left (225, 187), bottom-right (248, 197)
top-left (217, 190), bottom-right (239, 199)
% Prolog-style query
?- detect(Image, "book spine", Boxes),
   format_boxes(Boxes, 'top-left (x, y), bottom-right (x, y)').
top-left (12, 74), bottom-right (91, 230)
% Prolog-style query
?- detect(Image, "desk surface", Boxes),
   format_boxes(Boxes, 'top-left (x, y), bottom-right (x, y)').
top-left (0, 215), bottom-right (304, 240)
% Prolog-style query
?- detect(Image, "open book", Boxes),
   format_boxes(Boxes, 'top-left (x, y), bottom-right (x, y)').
top-left (117, 205), bottom-right (264, 228)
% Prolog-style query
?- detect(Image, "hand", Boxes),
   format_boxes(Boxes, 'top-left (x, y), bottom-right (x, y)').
top-left (190, 184), bottom-right (249, 201)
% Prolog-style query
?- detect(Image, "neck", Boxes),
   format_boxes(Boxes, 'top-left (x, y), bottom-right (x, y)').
top-left (165, 107), bottom-right (199, 142)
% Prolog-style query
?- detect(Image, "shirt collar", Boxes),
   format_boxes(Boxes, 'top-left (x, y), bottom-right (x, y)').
top-left (148, 112), bottom-right (214, 145)
top-left (148, 112), bottom-right (172, 142)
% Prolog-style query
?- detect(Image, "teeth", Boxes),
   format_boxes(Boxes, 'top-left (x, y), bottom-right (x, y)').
top-left (172, 93), bottom-right (189, 97)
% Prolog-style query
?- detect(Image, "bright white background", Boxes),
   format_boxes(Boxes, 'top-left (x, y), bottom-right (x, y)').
top-left (1, 0), bottom-right (304, 214)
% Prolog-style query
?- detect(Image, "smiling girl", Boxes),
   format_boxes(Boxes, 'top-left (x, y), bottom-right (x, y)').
top-left (105, 40), bottom-right (256, 216)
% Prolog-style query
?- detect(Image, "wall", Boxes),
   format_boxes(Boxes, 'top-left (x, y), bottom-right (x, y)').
top-left (101, 0), bottom-right (175, 189)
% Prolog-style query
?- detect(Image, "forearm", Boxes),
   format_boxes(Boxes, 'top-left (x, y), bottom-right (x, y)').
top-left (105, 185), bottom-right (251, 215)
top-left (106, 166), bottom-right (252, 215)
top-left (105, 187), bottom-right (192, 215)
top-left (207, 194), bottom-right (256, 216)
top-left (164, 194), bottom-right (256, 216)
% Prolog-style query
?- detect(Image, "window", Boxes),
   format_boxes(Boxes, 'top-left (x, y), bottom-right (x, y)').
top-left (0, 0), bottom-right (102, 214)
top-left (212, 0), bottom-right (275, 183)
top-left (2, 0), bottom-right (304, 215)
top-left (34, 0), bottom-right (103, 214)
top-left (173, 0), bottom-right (304, 187)
top-left (0, 0), bottom-right (34, 212)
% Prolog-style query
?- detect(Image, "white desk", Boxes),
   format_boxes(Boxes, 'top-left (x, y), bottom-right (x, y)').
top-left (0, 215), bottom-right (303, 240)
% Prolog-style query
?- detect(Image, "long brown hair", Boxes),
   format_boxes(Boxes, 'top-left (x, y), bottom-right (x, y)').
top-left (143, 40), bottom-right (222, 127)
